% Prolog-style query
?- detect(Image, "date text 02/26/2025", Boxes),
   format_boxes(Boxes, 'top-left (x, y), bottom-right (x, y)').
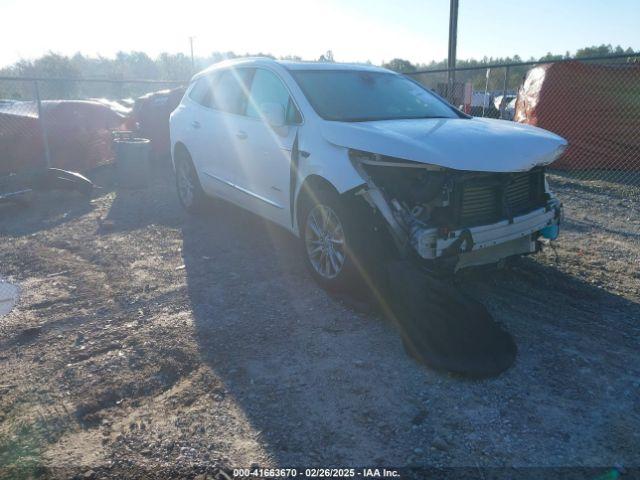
top-left (233, 468), bottom-right (400, 478)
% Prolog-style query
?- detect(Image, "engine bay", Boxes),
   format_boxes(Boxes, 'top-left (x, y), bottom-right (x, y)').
top-left (349, 149), bottom-right (558, 263)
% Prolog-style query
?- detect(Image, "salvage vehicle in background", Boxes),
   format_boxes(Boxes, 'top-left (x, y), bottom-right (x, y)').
top-left (493, 94), bottom-right (517, 120)
top-left (0, 100), bottom-right (126, 176)
top-left (170, 58), bottom-right (566, 289)
top-left (0, 100), bottom-right (123, 205)
top-left (126, 87), bottom-right (186, 161)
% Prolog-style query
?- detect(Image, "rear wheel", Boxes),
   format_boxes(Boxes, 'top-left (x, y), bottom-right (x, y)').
top-left (175, 152), bottom-right (206, 213)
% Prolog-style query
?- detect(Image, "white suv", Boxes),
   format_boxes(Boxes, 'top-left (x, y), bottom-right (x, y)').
top-left (170, 58), bottom-right (566, 289)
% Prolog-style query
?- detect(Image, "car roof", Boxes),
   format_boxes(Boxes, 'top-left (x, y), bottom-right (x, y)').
top-left (191, 57), bottom-right (394, 81)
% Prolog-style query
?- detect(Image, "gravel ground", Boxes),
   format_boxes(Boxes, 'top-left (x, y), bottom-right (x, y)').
top-left (0, 166), bottom-right (638, 478)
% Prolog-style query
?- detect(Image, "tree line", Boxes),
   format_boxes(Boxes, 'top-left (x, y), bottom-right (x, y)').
top-left (382, 44), bottom-right (638, 91)
top-left (0, 44), bottom-right (635, 100)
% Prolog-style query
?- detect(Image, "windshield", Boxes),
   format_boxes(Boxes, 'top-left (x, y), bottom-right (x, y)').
top-left (290, 70), bottom-right (460, 122)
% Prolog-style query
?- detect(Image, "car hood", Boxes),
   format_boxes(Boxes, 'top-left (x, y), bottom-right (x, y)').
top-left (321, 117), bottom-right (567, 172)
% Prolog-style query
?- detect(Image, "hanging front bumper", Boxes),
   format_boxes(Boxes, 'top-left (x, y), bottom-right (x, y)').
top-left (412, 199), bottom-right (562, 260)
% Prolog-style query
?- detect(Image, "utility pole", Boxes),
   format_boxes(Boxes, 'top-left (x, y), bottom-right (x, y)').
top-left (447, 0), bottom-right (459, 91)
top-left (188, 36), bottom-right (195, 73)
top-left (34, 81), bottom-right (51, 168)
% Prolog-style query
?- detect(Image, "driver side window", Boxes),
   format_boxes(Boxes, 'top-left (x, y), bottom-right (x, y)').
top-left (247, 69), bottom-right (301, 124)
top-left (211, 69), bottom-right (253, 115)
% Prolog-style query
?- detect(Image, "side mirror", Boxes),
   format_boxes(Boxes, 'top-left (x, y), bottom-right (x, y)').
top-left (259, 102), bottom-right (286, 127)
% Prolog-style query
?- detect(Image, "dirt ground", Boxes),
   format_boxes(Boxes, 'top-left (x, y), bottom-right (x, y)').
top-left (0, 165), bottom-right (638, 478)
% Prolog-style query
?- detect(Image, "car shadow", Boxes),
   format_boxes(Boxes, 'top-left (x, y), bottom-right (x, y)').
top-left (180, 192), bottom-right (640, 465)
top-left (0, 189), bottom-right (95, 238)
top-left (98, 159), bottom-right (184, 234)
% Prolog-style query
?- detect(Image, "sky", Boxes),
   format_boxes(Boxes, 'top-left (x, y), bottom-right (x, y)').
top-left (0, 0), bottom-right (638, 68)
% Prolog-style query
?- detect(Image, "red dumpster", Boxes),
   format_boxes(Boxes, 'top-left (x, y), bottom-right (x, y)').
top-left (515, 61), bottom-right (640, 171)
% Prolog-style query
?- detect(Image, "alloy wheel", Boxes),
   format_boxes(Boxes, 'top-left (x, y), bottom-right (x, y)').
top-left (305, 204), bottom-right (346, 279)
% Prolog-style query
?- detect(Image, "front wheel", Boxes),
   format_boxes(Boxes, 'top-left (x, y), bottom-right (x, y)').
top-left (300, 187), bottom-right (374, 292)
top-left (305, 203), bottom-right (348, 282)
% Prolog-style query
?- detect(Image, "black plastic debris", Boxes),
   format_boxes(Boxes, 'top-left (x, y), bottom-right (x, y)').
top-left (0, 167), bottom-right (93, 205)
top-left (386, 260), bottom-right (517, 378)
top-left (37, 168), bottom-right (94, 196)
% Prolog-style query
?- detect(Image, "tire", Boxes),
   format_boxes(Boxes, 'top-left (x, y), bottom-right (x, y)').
top-left (174, 152), bottom-right (206, 213)
top-left (299, 186), bottom-right (377, 292)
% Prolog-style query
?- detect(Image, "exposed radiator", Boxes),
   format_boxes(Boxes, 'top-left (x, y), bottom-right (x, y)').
top-left (457, 169), bottom-right (546, 227)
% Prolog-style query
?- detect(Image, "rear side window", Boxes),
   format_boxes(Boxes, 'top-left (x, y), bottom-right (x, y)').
top-left (211, 69), bottom-right (253, 115)
top-left (188, 77), bottom-right (214, 107)
top-left (247, 69), bottom-right (301, 124)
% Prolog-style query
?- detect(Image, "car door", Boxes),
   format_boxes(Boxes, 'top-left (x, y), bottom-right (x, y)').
top-left (187, 69), bottom-right (253, 198)
top-left (181, 74), bottom-right (226, 197)
top-left (231, 68), bottom-right (301, 228)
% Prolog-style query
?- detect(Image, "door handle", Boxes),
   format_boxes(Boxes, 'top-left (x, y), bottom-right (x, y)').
top-left (236, 131), bottom-right (248, 140)
top-left (191, 121), bottom-right (201, 129)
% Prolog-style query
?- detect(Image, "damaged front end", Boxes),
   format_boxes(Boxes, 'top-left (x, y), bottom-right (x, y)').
top-left (349, 149), bottom-right (562, 272)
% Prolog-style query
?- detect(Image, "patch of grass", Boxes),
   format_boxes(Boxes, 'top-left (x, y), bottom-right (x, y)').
top-left (0, 425), bottom-right (44, 479)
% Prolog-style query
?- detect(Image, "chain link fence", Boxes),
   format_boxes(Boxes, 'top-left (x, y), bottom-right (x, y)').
top-left (1, 60), bottom-right (639, 285)
top-left (408, 53), bottom-right (640, 284)
top-left (407, 53), bottom-right (640, 189)
top-left (3, 57), bottom-right (638, 186)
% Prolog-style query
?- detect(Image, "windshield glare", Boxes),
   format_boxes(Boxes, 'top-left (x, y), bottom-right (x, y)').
top-left (291, 70), bottom-right (459, 122)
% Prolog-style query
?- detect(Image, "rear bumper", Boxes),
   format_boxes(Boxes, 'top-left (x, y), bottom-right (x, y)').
top-left (412, 199), bottom-right (562, 260)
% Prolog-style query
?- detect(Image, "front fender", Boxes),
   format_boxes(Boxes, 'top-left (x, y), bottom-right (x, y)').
top-left (297, 142), bottom-right (365, 194)
top-left (291, 141), bottom-right (365, 235)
